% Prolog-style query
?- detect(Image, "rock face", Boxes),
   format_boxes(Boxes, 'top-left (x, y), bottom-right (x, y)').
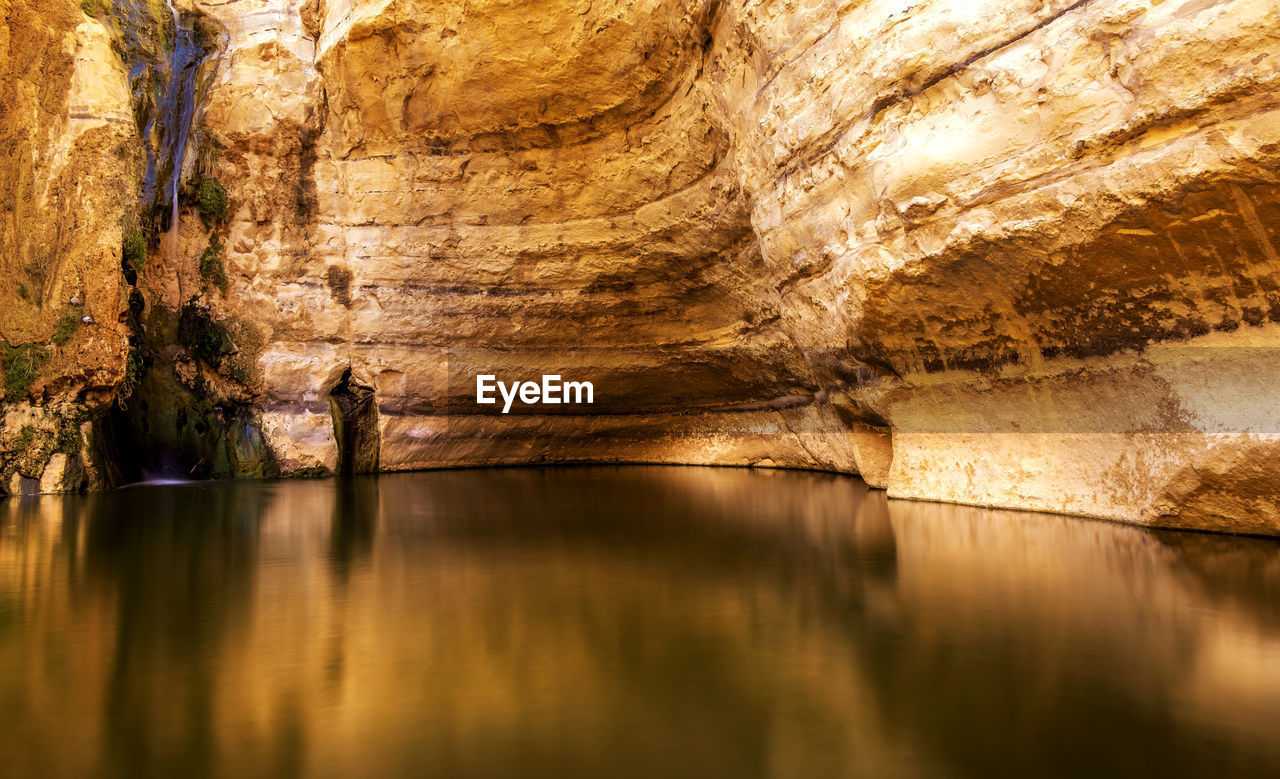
top-left (0, 0), bottom-right (137, 492)
top-left (4, 0), bottom-right (1280, 535)
top-left (721, 0), bottom-right (1280, 534)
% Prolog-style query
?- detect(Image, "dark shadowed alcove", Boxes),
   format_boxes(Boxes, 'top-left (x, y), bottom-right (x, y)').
top-left (329, 369), bottom-right (381, 476)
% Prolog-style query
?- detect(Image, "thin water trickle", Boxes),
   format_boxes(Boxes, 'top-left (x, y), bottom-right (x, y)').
top-left (157, 0), bottom-right (206, 259)
top-left (165, 0), bottom-right (181, 247)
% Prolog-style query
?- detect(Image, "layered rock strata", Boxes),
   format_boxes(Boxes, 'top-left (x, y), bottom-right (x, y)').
top-left (3, 0), bottom-right (1280, 535)
top-left (721, 0), bottom-right (1280, 533)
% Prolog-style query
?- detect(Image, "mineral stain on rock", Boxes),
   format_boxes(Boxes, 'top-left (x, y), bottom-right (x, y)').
top-left (326, 265), bottom-right (353, 307)
top-left (3, 0), bottom-right (1280, 535)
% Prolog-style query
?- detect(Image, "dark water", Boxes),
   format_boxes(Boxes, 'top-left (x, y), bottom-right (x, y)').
top-left (2, 468), bottom-right (1279, 778)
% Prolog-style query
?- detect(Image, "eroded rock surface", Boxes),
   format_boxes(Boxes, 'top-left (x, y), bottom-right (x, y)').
top-left (720, 0), bottom-right (1280, 532)
top-left (4, 0), bottom-right (1280, 534)
top-left (0, 1), bottom-right (137, 492)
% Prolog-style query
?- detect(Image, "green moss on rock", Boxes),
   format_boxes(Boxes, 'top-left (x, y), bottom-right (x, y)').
top-left (3, 343), bottom-right (50, 401)
top-left (52, 305), bottom-right (83, 346)
top-left (13, 424), bottom-right (55, 478)
top-left (56, 420), bottom-right (84, 456)
top-left (123, 229), bottom-right (147, 274)
top-left (178, 303), bottom-right (236, 366)
top-left (198, 178), bottom-right (228, 227)
top-left (116, 346), bottom-right (146, 407)
top-left (199, 233), bottom-right (228, 293)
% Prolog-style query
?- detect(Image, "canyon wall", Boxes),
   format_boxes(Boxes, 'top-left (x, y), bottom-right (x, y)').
top-left (0, 0), bottom-right (136, 494)
top-left (3, 0), bottom-right (1280, 535)
top-left (719, 0), bottom-right (1280, 534)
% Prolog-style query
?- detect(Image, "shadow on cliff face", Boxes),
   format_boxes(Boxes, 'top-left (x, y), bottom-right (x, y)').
top-left (329, 369), bottom-right (381, 477)
top-left (94, 362), bottom-right (274, 484)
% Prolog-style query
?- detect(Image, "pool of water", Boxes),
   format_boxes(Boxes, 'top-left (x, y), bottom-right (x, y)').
top-left (2, 467), bottom-right (1278, 777)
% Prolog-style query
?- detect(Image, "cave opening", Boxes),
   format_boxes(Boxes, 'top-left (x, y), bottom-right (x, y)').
top-left (329, 369), bottom-right (381, 476)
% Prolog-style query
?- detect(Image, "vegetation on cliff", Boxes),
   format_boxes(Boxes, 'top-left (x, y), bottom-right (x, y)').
top-left (198, 177), bottom-right (228, 227)
top-left (2, 344), bottom-right (50, 402)
top-left (52, 305), bottom-right (83, 346)
top-left (122, 229), bottom-right (147, 274)
top-left (115, 346), bottom-right (145, 408)
top-left (199, 233), bottom-right (228, 292)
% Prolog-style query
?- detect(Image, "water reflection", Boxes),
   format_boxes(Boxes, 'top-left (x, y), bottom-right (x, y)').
top-left (1, 468), bottom-right (1278, 778)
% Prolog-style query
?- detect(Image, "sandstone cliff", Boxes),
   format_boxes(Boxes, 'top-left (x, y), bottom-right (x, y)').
top-left (3, 0), bottom-right (1280, 535)
top-left (720, 0), bottom-right (1280, 533)
top-left (0, 0), bottom-right (136, 493)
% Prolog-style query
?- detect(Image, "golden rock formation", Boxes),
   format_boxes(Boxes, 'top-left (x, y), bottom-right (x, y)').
top-left (3, 0), bottom-right (1280, 534)
top-left (0, 0), bottom-right (136, 493)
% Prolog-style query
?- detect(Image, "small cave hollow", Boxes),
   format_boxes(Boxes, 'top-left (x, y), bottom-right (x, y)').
top-left (329, 369), bottom-right (381, 476)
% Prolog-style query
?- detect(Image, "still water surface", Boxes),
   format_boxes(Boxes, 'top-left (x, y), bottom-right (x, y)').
top-left (2, 467), bottom-right (1279, 778)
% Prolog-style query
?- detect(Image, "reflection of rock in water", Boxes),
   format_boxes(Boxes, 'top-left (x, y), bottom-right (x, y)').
top-left (330, 476), bottom-right (378, 582)
top-left (875, 500), bottom-right (1280, 777)
top-left (1153, 529), bottom-right (1280, 633)
top-left (80, 484), bottom-right (274, 779)
top-left (0, 469), bottom-right (1278, 778)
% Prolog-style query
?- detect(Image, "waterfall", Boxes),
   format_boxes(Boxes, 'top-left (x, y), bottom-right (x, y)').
top-left (112, 0), bottom-right (212, 238)
top-left (158, 0), bottom-right (207, 255)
